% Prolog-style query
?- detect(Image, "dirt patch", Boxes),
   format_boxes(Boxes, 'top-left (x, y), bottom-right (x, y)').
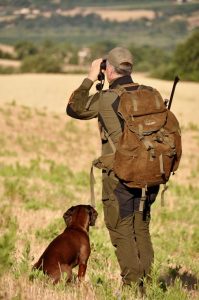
top-left (0, 43), bottom-right (15, 55)
top-left (0, 59), bottom-right (21, 68)
top-left (58, 7), bottom-right (156, 22)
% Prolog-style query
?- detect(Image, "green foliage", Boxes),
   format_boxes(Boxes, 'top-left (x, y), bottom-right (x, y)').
top-left (15, 41), bottom-right (38, 59)
top-left (152, 30), bottom-right (199, 81)
top-left (170, 182), bottom-right (199, 201)
top-left (1, 1), bottom-right (198, 79)
top-left (90, 40), bottom-right (117, 61)
top-left (0, 103), bottom-right (198, 298)
top-left (17, 40), bottom-right (74, 73)
top-left (14, 239), bottom-right (31, 278)
top-left (4, 177), bottom-right (27, 201)
top-left (0, 66), bottom-right (17, 74)
top-left (1, 1), bottom-right (195, 50)
top-left (21, 53), bottom-right (62, 73)
top-left (172, 30), bottom-right (199, 81)
top-left (0, 219), bottom-right (18, 277)
top-left (129, 44), bottom-right (170, 72)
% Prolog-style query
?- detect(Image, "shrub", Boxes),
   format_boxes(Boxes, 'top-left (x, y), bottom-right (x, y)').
top-left (20, 54), bottom-right (63, 73)
top-left (15, 41), bottom-right (38, 59)
top-left (0, 66), bottom-right (18, 74)
top-left (151, 30), bottom-right (199, 81)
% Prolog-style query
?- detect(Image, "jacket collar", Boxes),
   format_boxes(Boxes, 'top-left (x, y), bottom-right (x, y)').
top-left (109, 75), bottom-right (133, 89)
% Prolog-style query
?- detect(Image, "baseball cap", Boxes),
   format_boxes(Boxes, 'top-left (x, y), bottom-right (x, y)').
top-left (107, 47), bottom-right (133, 70)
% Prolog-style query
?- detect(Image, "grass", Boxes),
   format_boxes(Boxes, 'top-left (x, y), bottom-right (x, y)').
top-left (0, 102), bottom-right (198, 299)
top-left (0, 217), bottom-right (18, 276)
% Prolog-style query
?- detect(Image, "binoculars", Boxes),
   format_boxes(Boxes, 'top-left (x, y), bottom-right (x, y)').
top-left (96, 59), bottom-right (107, 91)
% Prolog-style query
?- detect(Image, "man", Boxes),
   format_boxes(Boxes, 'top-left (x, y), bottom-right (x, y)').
top-left (66, 47), bottom-right (159, 286)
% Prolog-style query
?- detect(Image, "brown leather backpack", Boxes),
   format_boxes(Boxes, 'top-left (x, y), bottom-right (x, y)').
top-left (112, 84), bottom-right (182, 188)
top-left (90, 83), bottom-right (182, 208)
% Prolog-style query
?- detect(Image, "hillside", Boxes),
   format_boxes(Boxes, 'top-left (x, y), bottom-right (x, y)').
top-left (0, 1), bottom-right (198, 48)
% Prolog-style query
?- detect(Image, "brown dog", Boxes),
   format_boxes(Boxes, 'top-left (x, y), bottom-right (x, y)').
top-left (33, 205), bottom-right (98, 283)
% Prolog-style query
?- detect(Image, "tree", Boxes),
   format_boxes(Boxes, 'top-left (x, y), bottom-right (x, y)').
top-left (15, 41), bottom-right (38, 60)
top-left (21, 54), bottom-right (62, 73)
top-left (151, 30), bottom-right (199, 82)
top-left (172, 30), bottom-right (199, 81)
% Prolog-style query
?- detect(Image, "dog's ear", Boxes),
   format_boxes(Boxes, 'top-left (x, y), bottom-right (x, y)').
top-left (63, 206), bottom-right (75, 227)
top-left (88, 206), bottom-right (98, 226)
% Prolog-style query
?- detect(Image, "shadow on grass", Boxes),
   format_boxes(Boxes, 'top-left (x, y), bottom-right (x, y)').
top-left (158, 265), bottom-right (198, 291)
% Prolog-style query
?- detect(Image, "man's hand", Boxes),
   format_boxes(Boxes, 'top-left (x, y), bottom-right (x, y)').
top-left (87, 58), bottom-right (103, 82)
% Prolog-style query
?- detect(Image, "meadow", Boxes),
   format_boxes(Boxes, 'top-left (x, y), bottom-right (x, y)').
top-left (0, 73), bottom-right (198, 299)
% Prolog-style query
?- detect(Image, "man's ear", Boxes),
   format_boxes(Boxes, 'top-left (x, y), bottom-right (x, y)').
top-left (88, 206), bottom-right (98, 226)
top-left (63, 206), bottom-right (75, 227)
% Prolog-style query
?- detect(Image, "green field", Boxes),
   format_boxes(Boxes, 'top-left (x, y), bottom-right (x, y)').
top-left (0, 98), bottom-right (198, 299)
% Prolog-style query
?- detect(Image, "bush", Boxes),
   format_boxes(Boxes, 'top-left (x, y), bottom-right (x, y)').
top-left (20, 54), bottom-right (63, 73)
top-left (15, 41), bottom-right (38, 60)
top-left (129, 44), bottom-right (170, 72)
top-left (0, 50), bottom-right (15, 60)
top-left (172, 30), bottom-right (199, 81)
top-left (0, 66), bottom-right (18, 74)
top-left (151, 30), bottom-right (199, 81)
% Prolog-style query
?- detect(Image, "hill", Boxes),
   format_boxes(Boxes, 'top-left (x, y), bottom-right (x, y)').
top-left (0, 1), bottom-right (198, 49)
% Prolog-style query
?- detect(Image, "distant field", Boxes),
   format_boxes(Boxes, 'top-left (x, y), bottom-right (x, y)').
top-left (0, 73), bottom-right (198, 126)
top-left (59, 7), bottom-right (156, 22)
top-left (1, 2), bottom-right (198, 47)
top-left (56, 6), bottom-right (199, 25)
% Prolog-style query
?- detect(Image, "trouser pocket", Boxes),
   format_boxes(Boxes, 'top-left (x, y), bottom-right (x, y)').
top-left (103, 194), bottom-right (119, 230)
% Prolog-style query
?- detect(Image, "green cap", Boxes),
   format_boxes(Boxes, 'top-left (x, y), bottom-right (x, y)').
top-left (107, 47), bottom-right (133, 70)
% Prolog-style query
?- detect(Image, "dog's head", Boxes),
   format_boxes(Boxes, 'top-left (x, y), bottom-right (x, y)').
top-left (87, 205), bottom-right (98, 226)
top-left (63, 205), bottom-right (98, 228)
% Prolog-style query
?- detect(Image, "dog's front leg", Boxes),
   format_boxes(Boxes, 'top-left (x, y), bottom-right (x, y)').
top-left (78, 263), bottom-right (87, 281)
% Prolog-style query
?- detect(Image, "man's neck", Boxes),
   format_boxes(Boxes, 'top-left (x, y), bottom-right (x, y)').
top-left (109, 75), bottom-right (133, 89)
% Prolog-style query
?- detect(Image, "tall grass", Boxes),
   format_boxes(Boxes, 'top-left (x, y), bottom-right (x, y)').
top-left (0, 104), bottom-right (198, 299)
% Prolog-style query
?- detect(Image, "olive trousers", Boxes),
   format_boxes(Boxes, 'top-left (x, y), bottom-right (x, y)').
top-left (102, 172), bottom-right (159, 284)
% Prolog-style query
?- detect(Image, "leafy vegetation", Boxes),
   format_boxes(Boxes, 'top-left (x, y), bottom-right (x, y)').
top-left (0, 210), bottom-right (18, 277)
top-left (0, 0), bottom-right (198, 79)
top-left (152, 30), bottom-right (199, 81)
top-left (1, 0), bottom-right (198, 48)
top-left (0, 28), bottom-right (198, 81)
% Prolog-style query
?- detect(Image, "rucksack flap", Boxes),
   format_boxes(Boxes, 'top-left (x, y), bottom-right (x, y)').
top-left (112, 86), bottom-right (182, 188)
top-left (118, 87), bottom-right (167, 117)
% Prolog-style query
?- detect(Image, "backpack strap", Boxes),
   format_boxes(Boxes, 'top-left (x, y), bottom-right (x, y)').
top-left (103, 130), bottom-right (116, 153)
top-left (89, 129), bottom-right (116, 207)
top-left (90, 164), bottom-right (96, 207)
top-left (139, 186), bottom-right (147, 212)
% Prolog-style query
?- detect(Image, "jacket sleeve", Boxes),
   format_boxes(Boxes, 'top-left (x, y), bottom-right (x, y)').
top-left (66, 78), bottom-right (99, 120)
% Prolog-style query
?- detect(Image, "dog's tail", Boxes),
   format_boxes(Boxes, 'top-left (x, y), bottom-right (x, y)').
top-left (32, 257), bottom-right (43, 271)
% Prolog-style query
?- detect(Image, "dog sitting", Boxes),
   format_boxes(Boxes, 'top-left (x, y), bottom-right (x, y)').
top-left (33, 205), bottom-right (98, 283)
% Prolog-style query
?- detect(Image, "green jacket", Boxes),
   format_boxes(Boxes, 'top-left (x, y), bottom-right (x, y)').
top-left (66, 75), bottom-right (136, 156)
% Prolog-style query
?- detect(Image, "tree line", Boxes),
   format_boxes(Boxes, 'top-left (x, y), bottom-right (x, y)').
top-left (0, 30), bottom-right (198, 82)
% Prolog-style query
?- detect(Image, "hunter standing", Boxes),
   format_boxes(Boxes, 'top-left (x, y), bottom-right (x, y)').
top-left (66, 47), bottom-right (160, 286)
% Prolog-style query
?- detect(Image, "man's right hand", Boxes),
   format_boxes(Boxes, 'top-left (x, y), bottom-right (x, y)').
top-left (87, 58), bottom-right (103, 82)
